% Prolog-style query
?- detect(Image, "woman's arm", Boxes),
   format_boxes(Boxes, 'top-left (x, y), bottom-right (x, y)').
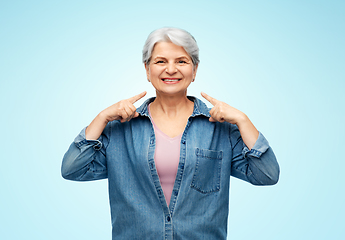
top-left (61, 126), bottom-right (109, 181)
top-left (61, 91), bottom-right (146, 181)
top-left (201, 92), bottom-right (279, 185)
top-left (229, 127), bottom-right (279, 185)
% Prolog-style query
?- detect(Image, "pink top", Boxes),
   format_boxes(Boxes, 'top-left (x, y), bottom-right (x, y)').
top-left (148, 104), bottom-right (182, 206)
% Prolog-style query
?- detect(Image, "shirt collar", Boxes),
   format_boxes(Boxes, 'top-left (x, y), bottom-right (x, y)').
top-left (137, 96), bottom-right (211, 118)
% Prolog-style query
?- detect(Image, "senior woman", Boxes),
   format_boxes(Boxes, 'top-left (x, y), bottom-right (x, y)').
top-left (62, 27), bottom-right (279, 239)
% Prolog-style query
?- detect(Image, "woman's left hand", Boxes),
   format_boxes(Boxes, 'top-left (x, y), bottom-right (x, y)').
top-left (201, 92), bottom-right (246, 125)
top-left (201, 92), bottom-right (259, 149)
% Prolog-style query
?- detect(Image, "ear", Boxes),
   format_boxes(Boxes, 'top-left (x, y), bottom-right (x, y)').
top-left (193, 64), bottom-right (198, 80)
top-left (144, 63), bottom-right (150, 81)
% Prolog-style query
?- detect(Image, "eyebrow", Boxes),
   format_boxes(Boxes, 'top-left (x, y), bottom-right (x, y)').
top-left (153, 56), bottom-right (190, 61)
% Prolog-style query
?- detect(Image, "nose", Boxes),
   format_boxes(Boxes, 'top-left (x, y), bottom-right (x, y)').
top-left (165, 63), bottom-right (177, 74)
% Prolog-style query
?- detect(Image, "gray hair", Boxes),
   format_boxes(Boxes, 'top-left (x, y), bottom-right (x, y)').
top-left (142, 27), bottom-right (199, 66)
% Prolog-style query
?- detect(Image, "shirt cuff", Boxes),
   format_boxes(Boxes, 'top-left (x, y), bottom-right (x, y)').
top-left (73, 127), bottom-right (103, 150)
top-left (242, 132), bottom-right (269, 158)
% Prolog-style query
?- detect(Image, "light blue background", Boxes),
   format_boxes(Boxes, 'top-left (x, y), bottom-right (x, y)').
top-left (1, 0), bottom-right (344, 239)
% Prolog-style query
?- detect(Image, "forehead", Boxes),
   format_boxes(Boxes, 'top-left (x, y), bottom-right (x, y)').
top-left (151, 41), bottom-right (190, 58)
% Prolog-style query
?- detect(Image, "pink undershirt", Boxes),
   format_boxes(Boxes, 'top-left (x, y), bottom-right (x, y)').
top-left (148, 104), bottom-right (182, 206)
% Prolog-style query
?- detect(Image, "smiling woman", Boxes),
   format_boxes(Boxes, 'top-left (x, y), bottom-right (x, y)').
top-left (146, 42), bottom-right (197, 96)
top-left (61, 27), bottom-right (280, 240)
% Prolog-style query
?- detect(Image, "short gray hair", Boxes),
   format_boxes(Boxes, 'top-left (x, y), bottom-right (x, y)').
top-left (142, 27), bottom-right (199, 66)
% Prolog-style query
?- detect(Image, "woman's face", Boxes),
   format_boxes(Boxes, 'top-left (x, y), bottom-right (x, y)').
top-left (145, 41), bottom-right (198, 97)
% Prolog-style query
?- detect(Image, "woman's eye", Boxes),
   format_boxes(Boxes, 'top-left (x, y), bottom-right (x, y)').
top-left (156, 60), bottom-right (165, 64)
top-left (178, 60), bottom-right (187, 64)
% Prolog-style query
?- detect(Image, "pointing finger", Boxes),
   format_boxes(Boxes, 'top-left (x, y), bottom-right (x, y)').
top-left (209, 116), bottom-right (217, 122)
top-left (128, 91), bottom-right (147, 104)
top-left (133, 112), bottom-right (140, 118)
top-left (201, 92), bottom-right (218, 106)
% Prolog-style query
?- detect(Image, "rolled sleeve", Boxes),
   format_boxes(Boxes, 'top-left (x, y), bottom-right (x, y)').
top-left (61, 125), bottom-right (110, 181)
top-left (231, 125), bottom-right (279, 186)
top-left (242, 132), bottom-right (269, 158)
top-left (74, 127), bottom-right (103, 150)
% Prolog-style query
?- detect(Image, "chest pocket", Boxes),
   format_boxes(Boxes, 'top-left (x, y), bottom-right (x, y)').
top-left (191, 148), bottom-right (223, 194)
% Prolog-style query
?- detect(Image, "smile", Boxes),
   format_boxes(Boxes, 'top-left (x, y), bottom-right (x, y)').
top-left (162, 78), bottom-right (181, 82)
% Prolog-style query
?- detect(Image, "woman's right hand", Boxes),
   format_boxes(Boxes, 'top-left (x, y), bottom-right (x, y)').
top-left (85, 91), bottom-right (147, 140)
top-left (100, 91), bottom-right (147, 123)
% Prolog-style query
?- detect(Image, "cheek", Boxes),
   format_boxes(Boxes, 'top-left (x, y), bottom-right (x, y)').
top-left (185, 69), bottom-right (194, 78)
top-left (150, 67), bottom-right (164, 77)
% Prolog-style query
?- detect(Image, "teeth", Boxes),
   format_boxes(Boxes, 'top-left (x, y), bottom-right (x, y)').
top-left (163, 79), bottom-right (179, 82)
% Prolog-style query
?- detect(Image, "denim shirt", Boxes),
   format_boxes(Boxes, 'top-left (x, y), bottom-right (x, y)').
top-left (61, 96), bottom-right (279, 240)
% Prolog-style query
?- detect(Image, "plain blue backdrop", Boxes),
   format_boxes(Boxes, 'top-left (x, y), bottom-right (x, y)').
top-left (1, 0), bottom-right (344, 239)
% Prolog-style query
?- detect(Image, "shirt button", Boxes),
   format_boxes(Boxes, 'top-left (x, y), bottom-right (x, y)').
top-left (181, 140), bottom-right (185, 144)
top-left (167, 216), bottom-right (171, 222)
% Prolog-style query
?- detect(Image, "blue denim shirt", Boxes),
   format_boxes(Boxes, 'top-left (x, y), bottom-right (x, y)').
top-left (61, 96), bottom-right (279, 240)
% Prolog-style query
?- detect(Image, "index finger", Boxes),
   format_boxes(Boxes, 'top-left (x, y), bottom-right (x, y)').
top-left (201, 92), bottom-right (218, 106)
top-left (128, 91), bottom-right (147, 104)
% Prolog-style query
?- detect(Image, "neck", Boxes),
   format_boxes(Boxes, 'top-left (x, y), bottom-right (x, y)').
top-left (151, 92), bottom-right (193, 117)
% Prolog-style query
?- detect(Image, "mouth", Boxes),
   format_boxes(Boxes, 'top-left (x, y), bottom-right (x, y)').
top-left (161, 78), bottom-right (181, 82)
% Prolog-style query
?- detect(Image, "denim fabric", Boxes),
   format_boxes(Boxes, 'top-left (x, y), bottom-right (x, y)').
top-left (61, 96), bottom-right (279, 240)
